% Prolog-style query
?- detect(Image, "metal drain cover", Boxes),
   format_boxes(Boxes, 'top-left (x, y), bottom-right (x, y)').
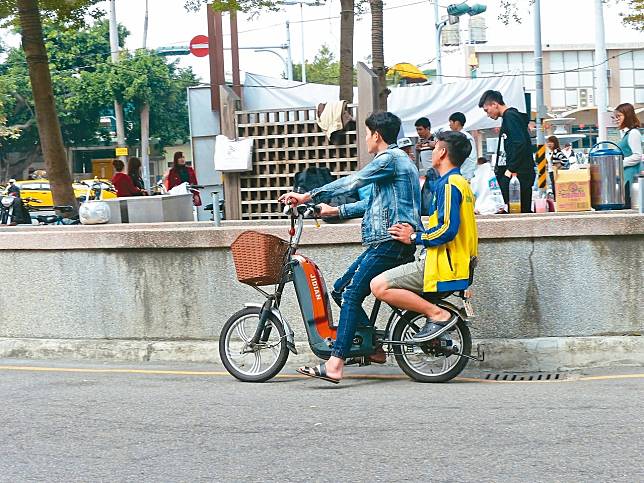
top-left (479, 371), bottom-right (575, 382)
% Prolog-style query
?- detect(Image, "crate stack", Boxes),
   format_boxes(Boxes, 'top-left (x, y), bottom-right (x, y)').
top-left (235, 106), bottom-right (358, 219)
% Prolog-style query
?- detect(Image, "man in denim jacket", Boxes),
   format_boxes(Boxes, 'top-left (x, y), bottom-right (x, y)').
top-left (278, 111), bottom-right (421, 383)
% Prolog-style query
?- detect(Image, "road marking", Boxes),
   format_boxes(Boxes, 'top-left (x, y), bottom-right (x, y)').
top-left (578, 374), bottom-right (644, 381)
top-left (0, 365), bottom-right (642, 382)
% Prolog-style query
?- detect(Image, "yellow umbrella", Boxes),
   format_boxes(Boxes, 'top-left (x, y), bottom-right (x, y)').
top-left (386, 63), bottom-right (428, 83)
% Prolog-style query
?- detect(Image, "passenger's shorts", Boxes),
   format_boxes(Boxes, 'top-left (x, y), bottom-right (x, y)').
top-left (381, 256), bottom-right (425, 293)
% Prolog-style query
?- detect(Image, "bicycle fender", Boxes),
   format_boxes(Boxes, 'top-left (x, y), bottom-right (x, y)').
top-left (243, 303), bottom-right (297, 355)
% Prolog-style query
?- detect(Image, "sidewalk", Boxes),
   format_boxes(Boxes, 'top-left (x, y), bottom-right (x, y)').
top-left (1, 335), bottom-right (642, 373)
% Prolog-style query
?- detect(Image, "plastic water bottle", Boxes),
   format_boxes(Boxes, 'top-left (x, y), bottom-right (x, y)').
top-left (509, 174), bottom-right (521, 214)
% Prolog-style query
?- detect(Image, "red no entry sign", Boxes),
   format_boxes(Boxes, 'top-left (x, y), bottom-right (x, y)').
top-left (189, 35), bottom-right (209, 57)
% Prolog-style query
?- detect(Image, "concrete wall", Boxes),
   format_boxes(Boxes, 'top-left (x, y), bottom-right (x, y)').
top-left (3, 212), bottom-right (642, 346)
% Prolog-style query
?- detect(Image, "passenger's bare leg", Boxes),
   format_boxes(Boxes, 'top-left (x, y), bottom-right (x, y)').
top-left (370, 277), bottom-right (451, 322)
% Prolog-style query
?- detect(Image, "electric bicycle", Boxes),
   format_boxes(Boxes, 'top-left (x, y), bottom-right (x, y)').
top-left (220, 204), bottom-right (481, 383)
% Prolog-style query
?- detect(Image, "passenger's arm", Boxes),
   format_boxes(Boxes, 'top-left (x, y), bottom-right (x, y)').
top-left (416, 184), bottom-right (462, 247)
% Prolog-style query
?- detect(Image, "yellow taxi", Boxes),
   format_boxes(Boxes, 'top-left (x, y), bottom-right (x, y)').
top-left (9, 179), bottom-right (117, 209)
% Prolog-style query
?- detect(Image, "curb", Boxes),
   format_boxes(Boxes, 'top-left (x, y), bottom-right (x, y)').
top-left (1, 336), bottom-right (643, 372)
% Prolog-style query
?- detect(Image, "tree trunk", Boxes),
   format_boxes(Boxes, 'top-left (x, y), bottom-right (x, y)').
top-left (17, 0), bottom-right (77, 210)
top-left (370, 0), bottom-right (388, 111)
top-left (339, 0), bottom-right (354, 103)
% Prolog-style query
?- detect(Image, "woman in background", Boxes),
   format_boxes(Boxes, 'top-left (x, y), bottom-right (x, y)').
top-left (165, 151), bottom-right (201, 206)
top-left (614, 103), bottom-right (642, 207)
top-left (111, 159), bottom-right (145, 197)
top-left (127, 157), bottom-right (147, 194)
top-left (546, 135), bottom-right (569, 197)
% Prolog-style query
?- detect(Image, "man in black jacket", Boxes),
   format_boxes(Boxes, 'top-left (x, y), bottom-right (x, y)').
top-left (479, 90), bottom-right (535, 213)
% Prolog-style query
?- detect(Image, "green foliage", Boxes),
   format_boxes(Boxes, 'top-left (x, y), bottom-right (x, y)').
top-left (0, 0), bottom-right (103, 26)
top-left (0, 18), bottom-right (198, 154)
top-left (184, 0), bottom-right (279, 14)
top-left (102, 50), bottom-right (199, 146)
top-left (291, 45), bottom-right (357, 85)
top-left (622, 0), bottom-right (644, 30)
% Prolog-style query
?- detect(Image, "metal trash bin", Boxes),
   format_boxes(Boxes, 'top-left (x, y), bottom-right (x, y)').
top-left (588, 142), bottom-right (625, 210)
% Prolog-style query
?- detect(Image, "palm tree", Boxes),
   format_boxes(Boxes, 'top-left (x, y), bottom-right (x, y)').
top-left (370, 0), bottom-right (388, 110)
top-left (16, 0), bottom-right (77, 210)
top-left (339, 0), bottom-right (355, 103)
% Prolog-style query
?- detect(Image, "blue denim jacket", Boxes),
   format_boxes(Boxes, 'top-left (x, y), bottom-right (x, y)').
top-left (310, 144), bottom-right (422, 246)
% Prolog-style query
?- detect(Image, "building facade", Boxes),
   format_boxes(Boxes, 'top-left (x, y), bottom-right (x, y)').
top-left (468, 43), bottom-right (643, 113)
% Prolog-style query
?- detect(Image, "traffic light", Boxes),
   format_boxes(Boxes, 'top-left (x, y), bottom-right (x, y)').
top-left (447, 2), bottom-right (487, 17)
top-left (447, 3), bottom-right (470, 16)
top-left (467, 4), bottom-right (486, 16)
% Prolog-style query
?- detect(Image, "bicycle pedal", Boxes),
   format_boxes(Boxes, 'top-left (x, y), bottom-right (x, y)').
top-left (345, 356), bottom-right (370, 367)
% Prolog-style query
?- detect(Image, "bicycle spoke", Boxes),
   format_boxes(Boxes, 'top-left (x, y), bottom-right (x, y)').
top-left (235, 319), bottom-right (252, 342)
top-left (250, 350), bottom-right (262, 373)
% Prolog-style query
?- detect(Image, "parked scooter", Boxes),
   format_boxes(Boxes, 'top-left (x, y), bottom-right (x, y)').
top-left (0, 191), bottom-right (34, 225)
top-left (77, 178), bottom-right (115, 202)
top-left (35, 205), bottom-right (80, 225)
top-left (220, 204), bottom-right (482, 383)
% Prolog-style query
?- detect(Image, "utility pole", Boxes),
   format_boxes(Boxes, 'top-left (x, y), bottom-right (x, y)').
top-left (286, 21), bottom-right (294, 80)
top-left (434, 0), bottom-right (443, 85)
top-left (142, 0), bottom-right (149, 49)
top-left (534, 0), bottom-right (547, 192)
top-left (435, 2), bottom-right (486, 86)
top-left (140, 0), bottom-right (151, 190)
top-left (594, 0), bottom-right (608, 141)
top-left (281, 1), bottom-right (320, 82)
top-left (109, 0), bottom-right (127, 163)
top-left (299, 3), bottom-right (306, 82)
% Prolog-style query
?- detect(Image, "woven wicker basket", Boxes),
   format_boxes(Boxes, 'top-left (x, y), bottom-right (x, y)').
top-left (231, 231), bottom-right (290, 286)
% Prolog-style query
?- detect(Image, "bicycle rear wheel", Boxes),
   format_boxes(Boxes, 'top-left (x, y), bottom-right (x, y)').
top-left (391, 311), bottom-right (471, 383)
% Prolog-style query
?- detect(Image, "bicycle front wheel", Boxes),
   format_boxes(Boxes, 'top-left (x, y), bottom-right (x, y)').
top-left (219, 306), bottom-right (289, 382)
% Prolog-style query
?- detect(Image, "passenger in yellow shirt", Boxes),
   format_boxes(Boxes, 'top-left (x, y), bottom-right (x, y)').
top-left (371, 130), bottom-right (478, 341)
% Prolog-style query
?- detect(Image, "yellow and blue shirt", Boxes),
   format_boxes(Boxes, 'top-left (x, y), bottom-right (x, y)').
top-left (415, 167), bottom-right (478, 292)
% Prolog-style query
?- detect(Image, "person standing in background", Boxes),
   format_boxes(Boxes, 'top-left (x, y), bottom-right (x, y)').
top-left (546, 135), bottom-right (569, 198)
top-left (479, 90), bottom-right (535, 213)
top-left (448, 111), bottom-right (477, 180)
top-left (414, 117), bottom-right (435, 173)
top-left (166, 151), bottom-right (201, 206)
top-left (127, 157), bottom-right (147, 195)
top-left (613, 103), bottom-right (642, 207)
top-left (561, 142), bottom-right (577, 166)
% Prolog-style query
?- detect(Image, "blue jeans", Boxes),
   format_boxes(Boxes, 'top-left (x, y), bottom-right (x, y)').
top-left (330, 241), bottom-right (415, 359)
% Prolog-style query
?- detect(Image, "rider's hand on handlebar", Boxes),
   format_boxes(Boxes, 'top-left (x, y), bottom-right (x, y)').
top-left (316, 203), bottom-right (340, 218)
top-left (277, 191), bottom-right (311, 206)
top-left (388, 223), bottom-right (415, 244)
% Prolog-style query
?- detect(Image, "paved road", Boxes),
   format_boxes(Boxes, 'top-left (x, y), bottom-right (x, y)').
top-left (0, 359), bottom-right (642, 482)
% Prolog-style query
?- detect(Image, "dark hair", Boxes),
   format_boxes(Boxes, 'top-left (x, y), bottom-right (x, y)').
top-left (477, 156), bottom-right (488, 165)
top-left (173, 151), bottom-right (185, 169)
top-left (478, 90), bottom-right (505, 108)
top-left (546, 135), bottom-right (561, 151)
top-left (365, 111), bottom-right (402, 145)
top-left (449, 112), bottom-right (466, 126)
top-left (414, 117), bottom-right (431, 129)
top-left (128, 157), bottom-right (141, 177)
top-left (435, 130), bottom-right (472, 167)
top-left (615, 102), bottom-right (641, 129)
top-left (112, 159), bottom-right (124, 172)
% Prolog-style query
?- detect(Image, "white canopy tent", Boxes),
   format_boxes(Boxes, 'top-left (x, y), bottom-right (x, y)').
top-left (242, 72), bottom-right (527, 136)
